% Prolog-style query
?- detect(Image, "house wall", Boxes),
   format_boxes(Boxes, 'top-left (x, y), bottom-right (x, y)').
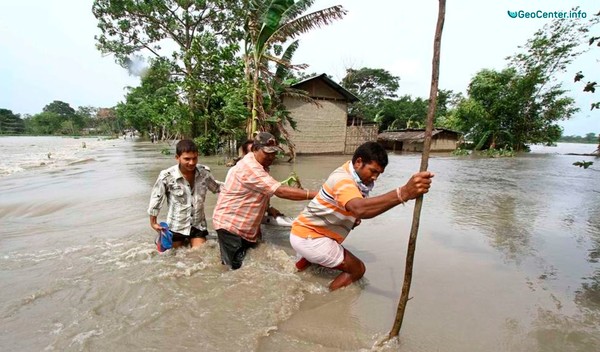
top-left (431, 137), bottom-right (457, 151)
top-left (378, 140), bottom-right (403, 151)
top-left (402, 142), bottom-right (423, 152)
top-left (344, 125), bottom-right (379, 154)
top-left (284, 98), bottom-right (347, 154)
top-left (379, 130), bottom-right (460, 153)
top-left (402, 137), bottom-right (457, 152)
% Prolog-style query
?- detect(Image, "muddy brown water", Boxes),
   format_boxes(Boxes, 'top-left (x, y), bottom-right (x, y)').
top-left (1, 137), bottom-right (599, 351)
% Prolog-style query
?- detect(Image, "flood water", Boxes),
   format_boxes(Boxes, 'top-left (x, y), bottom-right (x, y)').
top-left (1, 136), bottom-right (599, 351)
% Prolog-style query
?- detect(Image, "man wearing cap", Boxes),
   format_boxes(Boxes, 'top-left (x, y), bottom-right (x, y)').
top-left (213, 132), bottom-right (318, 269)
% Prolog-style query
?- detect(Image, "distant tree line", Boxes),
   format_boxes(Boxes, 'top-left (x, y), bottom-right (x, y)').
top-left (0, 109), bottom-right (26, 134)
top-left (559, 133), bottom-right (599, 143)
top-left (0, 101), bottom-right (123, 136)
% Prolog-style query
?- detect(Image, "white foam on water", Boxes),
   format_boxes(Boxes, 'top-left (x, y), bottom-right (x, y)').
top-left (0, 136), bottom-right (123, 177)
top-left (69, 329), bottom-right (104, 346)
top-left (50, 323), bottom-right (64, 335)
top-left (0, 163), bottom-right (24, 176)
top-left (2, 232), bottom-right (329, 351)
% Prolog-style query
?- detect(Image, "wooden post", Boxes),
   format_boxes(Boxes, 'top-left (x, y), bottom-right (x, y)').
top-left (387, 0), bottom-right (446, 341)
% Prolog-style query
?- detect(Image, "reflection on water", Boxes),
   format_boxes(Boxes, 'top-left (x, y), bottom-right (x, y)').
top-left (529, 307), bottom-right (600, 351)
top-left (574, 187), bottom-right (600, 315)
top-left (585, 194), bottom-right (600, 264)
top-left (448, 158), bottom-right (538, 263)
top-left (576, 268), bottom-right (600, 311)
top-left (0, 138), bottom-right (599, 351)
top-left (439, 150), bottom-right (600, 351)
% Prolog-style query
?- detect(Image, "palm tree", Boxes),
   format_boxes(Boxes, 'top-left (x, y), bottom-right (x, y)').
top-left (243, 0), bottom-right (346, 139)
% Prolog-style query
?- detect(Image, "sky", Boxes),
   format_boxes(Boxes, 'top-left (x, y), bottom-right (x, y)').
top-left (0, 0), bottom-right (598, 136)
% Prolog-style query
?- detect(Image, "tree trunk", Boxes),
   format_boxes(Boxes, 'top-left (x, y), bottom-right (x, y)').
top-left (184, 62), bottom-right (199, 138)
top-left (250, 63), bottom-right (260, 138)
top-left (386, 0), bottom-right (446, 341)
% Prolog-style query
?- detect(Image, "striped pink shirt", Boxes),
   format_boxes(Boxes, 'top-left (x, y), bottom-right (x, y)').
top-left (212, 152), bottom-right (281, 241)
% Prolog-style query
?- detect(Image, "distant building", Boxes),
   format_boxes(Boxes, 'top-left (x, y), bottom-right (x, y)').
top-left (377, 128), bottom-right (461, 152)
top-left (283, 73), bottom-right (377, 154)
top-left (344, 115), bottom-right (379, 154)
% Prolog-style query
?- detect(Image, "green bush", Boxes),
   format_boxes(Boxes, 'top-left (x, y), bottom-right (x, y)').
top-left (452, 148), bottom-right (470, 156)
top-left (480, 146), bottom-right (515, 158)
top-left (573, 160), bottom-right (593, 169)
top-left (194, 135), bottom-right (219, 155)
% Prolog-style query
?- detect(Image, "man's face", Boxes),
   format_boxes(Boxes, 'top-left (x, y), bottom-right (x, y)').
top-left (354, 158), bottom-right (384, 186)
top-left (176, 151), bottom-right (198, 173)
top-left (254, 148), bottom-right (277, 168)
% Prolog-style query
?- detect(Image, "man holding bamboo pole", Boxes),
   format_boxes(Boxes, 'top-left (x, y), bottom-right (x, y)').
top-left (290, 141), bottom-right (434, 291)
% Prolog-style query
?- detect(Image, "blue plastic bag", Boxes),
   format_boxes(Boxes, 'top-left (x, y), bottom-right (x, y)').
top-left (156, 222), bottom-right (173, 252)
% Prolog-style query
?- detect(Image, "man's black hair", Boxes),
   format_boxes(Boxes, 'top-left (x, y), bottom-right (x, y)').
top-left (241, 140), bottom-right (254, 154)
top-left (176, 139), bottom-right (198, 156)
top-left (352, 141), bottom-right (388, 167)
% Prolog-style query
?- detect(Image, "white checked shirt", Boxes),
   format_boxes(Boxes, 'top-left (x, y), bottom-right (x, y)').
top-left (148, 164), bottom-right (221, 235)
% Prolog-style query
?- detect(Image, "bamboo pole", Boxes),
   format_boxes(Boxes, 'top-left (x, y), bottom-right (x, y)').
top-left (387, 0), bottom-right (446, 340)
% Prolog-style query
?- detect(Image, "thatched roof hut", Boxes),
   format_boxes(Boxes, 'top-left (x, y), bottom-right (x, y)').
top-left (377, 128), bottom-right (461, 152)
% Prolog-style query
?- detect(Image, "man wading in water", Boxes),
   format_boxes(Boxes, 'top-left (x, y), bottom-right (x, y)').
top-left (290, 142), bottom-right (434, 291)
top-left (148, 139), bottom-right (221, 249)
top-left (213, 132), bottom-right (318, 269)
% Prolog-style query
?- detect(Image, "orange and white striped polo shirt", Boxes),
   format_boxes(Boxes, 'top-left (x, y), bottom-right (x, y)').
top-left (291, 161), bottom-right (363, 244)
top-left (212, 152), bottom-right (281, 242)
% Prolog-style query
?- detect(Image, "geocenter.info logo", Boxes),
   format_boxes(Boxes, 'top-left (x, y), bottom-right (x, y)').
top-left (507, 9), bottom-right (587, 19)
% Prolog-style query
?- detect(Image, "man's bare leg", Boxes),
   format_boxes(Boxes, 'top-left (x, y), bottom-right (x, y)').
top-left (190, 237), bottom-right (207, 248)
top-left (329, 249), bottom-right (366, 291)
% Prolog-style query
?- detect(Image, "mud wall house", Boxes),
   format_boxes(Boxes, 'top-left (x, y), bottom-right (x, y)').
top-left (282, 74), bottom-right (361, 154)
top-left (345, 116), bottom-right (379, 154)
top-left (377, 128), bottom-right (461, 152)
